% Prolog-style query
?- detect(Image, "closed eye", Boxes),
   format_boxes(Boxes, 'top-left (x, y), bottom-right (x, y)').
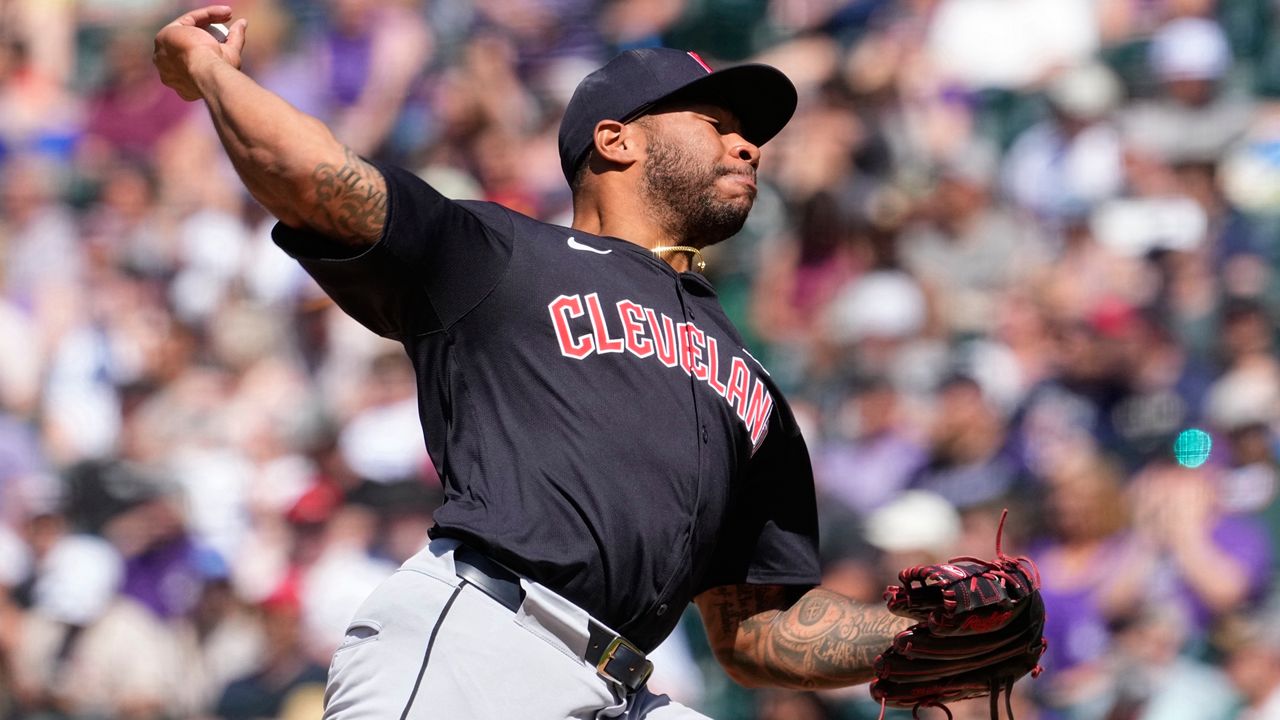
top-left (685, 106), bottom-right (741, 133)
top-left (702, 115), bottom-right (742, 135)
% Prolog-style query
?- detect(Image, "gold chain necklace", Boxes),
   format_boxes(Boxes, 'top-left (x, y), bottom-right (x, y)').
top-left (649, 245), bottom-right (706, 273)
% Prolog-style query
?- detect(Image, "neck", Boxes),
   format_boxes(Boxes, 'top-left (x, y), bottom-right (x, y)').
top-left (571, 191), bottom-right (698, 271)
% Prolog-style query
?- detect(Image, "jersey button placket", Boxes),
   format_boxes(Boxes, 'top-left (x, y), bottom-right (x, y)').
top-left (677, 283), bottom-right (704, 615)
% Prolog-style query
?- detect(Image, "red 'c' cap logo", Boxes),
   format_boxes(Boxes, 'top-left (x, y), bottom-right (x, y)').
top-left (687, 51), bottom-right (713, 73)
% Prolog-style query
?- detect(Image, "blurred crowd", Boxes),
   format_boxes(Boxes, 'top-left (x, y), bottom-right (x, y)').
top-left (1, 0), bottom-right (1280, 718)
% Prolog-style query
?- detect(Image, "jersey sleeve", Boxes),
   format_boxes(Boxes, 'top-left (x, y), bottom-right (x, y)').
top-left (698, 413), bottom-right (822, 592)
top-left (272, 161), bottom-right (512, 339)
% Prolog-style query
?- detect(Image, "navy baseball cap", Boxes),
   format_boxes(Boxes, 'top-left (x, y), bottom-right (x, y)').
top-left (558, 48), bottom-right (798, 184)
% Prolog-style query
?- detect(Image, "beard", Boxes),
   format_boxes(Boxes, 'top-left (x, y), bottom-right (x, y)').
top-left (639, 129), bottom-right (755, 247)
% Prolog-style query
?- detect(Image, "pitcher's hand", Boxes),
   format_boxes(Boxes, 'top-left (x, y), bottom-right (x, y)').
top-left (153, 5), bottom-right (248, 101)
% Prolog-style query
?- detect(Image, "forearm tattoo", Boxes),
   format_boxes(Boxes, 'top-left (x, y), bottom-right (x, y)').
top-left (700, 585), bottom-right (908, 689)
top-left (310, 146), bottom-right (388, 245)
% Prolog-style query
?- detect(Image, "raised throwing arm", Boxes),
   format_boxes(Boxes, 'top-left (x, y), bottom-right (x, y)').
top-left (153, 5), bottom-right (387, 246)
top-left (695, 584), bottom-right (910, 689)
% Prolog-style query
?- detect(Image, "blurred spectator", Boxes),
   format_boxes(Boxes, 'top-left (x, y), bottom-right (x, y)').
top-left (1222, 613), bottom-right (1280, 720)
top-left (1205, 298), bottom-right (1280, 435)
top-left (909, 375), bottom-right (1026, 510)
top-left (979, 289), bottom-right (1057, 409)
top-left (214, 580), bottom-right (327, 720)
top-left (899, 141), bottom-right (1050, 337)
top-left (283, 484), bottom-right (396, 660)
top-left (0, 0), bottom-right (1278, 717)
top-left (1040, 213), bottom-right (1147, 325)
top-left (337, 350), bottom-right (431, 488)
top-left (81, 29), bottom-right (195, 161)
top-left (8, 508), bottom-right (186, 719)
top-left (1218, 105), bottom-right (1280, 214)
top-left (863, 489), bottom-right (962, 566)
top-left (752, 190), bottom-right (866, 348)
top-left (814, 379), bottom-right (926, 515)
top-left (110, 490), bottom-right (207, 621)
top-left (1105, 462), bottom-right (1272, 636)
top-left (0, 30), bottom-right (80, 160)
top-left (1098, 603), bottom-right (1237, 720)
top-left (1170, 159), bottom-right (1270, 301)
top-left (312, 0), bottom-right (433, 157)
top-left (182, 550), bottom-right (264, 714)
top-left (473, 0), bottom-right (605, 73)
top-left (1001, 62), bottom-right (1126, 231)
top-left (1012, 312), bottom-right (1137, 477)
top-left (1032, 453), bottom-right (1131, 712)
top-left (0, 153), bottom-right (81, 322)
top-left (1120, 17), bottom-right (1255, 165)
top-left (821, 268), bottom-right (928, 382)
top-left (1219, 421), bottom-right (1280, 576)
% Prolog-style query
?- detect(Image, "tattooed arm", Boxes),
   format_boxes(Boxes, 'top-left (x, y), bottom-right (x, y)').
top-left (694, 584), bottom-right (910, 689)
top-left (154, 7), bottom-right (387, 246)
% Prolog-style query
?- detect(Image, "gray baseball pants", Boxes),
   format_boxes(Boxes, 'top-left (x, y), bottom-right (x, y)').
top-left (322, 538), bottom-right (713, 719)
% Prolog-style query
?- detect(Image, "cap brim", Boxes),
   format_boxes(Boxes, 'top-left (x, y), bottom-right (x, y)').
top-left (638, 63), bottom-right (798, 147)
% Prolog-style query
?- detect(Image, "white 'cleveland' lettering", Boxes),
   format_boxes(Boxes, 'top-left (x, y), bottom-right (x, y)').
top-left (549, 294), bottom-right (774, 446)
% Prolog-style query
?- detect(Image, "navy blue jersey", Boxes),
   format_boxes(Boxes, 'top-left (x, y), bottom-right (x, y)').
top-left (273, 163), bottom-right (820, 651)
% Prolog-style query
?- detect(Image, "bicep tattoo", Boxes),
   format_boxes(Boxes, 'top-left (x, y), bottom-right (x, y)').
top-left (701, 585), bottom-right (907, 689)
top-left (310, 146), bottom-right (388, 245)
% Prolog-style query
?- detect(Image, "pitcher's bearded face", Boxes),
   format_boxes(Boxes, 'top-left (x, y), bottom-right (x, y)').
top-left (637, 109), bottom-right (758, 247)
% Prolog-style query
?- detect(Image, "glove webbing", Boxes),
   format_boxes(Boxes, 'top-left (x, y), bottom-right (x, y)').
top-left (874, 659), bottom-right (1042, 720)
top-left (875, 510), bottom-right (1045, 720)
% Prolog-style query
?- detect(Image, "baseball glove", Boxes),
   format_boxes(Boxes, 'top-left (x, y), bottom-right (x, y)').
top-left (869, 510), bottom-right (1046, 719)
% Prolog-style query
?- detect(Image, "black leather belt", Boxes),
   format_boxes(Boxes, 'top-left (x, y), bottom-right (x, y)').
top-left (453, 546), bottom-right (653, 692)
top-left (454, 546), bottom-right (525, 610)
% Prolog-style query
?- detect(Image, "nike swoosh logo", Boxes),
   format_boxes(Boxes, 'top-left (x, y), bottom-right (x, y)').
top-left (567, 237), bottom-right (612, 255)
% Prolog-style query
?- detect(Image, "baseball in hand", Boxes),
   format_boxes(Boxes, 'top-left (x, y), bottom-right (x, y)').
top-left (204, 22), bottom-right (229, 43)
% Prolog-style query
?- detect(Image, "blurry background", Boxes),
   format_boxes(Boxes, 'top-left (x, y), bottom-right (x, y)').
top-left (1, 0), bottom-right (1280, 718)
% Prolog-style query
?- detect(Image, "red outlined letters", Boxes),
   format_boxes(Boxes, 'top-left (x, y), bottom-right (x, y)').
top-left (548, 293), bottom-right (773, 447)
top-left (549, 294), bottom-right (593, 359)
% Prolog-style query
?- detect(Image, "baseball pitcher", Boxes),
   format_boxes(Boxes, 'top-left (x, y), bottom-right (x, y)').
top-left (153, 6), bottom-right (1044, 719)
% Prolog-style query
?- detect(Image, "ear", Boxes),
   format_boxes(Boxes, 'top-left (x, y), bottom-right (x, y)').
top-left (592, 119), bottom-right (644, 168)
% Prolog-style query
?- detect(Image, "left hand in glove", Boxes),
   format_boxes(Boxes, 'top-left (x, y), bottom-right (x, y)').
top-left (869, 510), bottom-right (1047, 719)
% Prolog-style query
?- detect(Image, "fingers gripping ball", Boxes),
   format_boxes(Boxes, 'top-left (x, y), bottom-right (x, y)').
top-left (204, 22), bottom-right (229, 43)
top-left (870, 510), bottom-right (1047, 719)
